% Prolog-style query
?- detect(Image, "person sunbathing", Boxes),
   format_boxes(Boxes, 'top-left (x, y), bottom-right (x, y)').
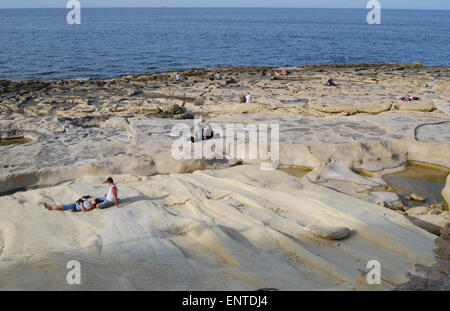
top-left (44, 177), bottom-right (121, 212)
top-left (399, 96), bottom-right (420, 101)
top-left (44, 195), bottom-right (98, 212)
top-left (274, 69), bottom-right (289, 77)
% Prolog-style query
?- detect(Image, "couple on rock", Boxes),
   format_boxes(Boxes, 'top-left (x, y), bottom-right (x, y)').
top-left (44, 177), bottom-right (121, 212)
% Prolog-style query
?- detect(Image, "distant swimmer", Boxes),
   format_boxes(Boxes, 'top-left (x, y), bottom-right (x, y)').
top-left (245, 92), bottom-right (253, 104)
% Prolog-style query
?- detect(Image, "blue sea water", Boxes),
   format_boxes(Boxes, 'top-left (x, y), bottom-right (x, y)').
top-left (0, 8), bottom-right (449, 81)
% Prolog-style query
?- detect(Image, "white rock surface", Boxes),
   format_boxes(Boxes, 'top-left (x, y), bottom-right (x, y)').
top-left (0, 166), bottom-right (437, 290)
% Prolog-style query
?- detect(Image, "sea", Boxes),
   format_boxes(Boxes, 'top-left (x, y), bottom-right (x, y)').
top-left (0, 8), bottom-right (449, 81)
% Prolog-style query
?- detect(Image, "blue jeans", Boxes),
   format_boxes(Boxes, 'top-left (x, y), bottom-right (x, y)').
top-left (62, 203), bottom-right (78, 212)
top-left (98, 197), bottom-right (114, 209)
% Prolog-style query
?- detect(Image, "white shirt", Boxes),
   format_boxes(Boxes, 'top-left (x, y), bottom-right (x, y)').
top-left (245, 94), bottom-right (253, 103)
top-left (216, 73), bottom-right (222, 80)
top-left (176, 74), bottom-right (181, 81)
top-left (106, 185), bottom-right (117, 202)
top-left (75, 199), bottom-right (91, 211)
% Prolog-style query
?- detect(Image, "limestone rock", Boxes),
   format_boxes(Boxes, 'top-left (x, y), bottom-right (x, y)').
top-left (434, 237), bottom-right (450, 258)
top-left (407, 215), bottom-right (449, 235)
top-left (428, 209), bottom-right (441, 216)
top-left (390, 200), bottom-right (405, 211)
top-left (435, 257), bottom-right (450, 276)
top-left (76, 104), bottom-right (96, 113)
top-left (439, 211), bottom-right (450, 220)
top-left (430, 203), bottom-right (446, 211)
top-left (405, 193), bottom-right (426, 202)
top-left (406, 206), bottom-right (430, 217)
top-left (395, 100), bottom-right (436, 112)
top-left (125, 87), bottom-right (140, 97)
top-left (377, 198), bottom-right (404, 211)
top-left (159, 103), bottom-right (186, 115)
top-left (433, 226), bottom-right (450, 260)
top-left (440, 226), bottom-right (450, 238)
top-left (307, 171), bottom-right (320, 182)
top-left (396, 224), bottom-right (450, 290)
top-left (393, 276), bottom-right (450, 291)
top-left (0, 164), bottom-right (439, 290)
top-left (103, 117), bottom-right (130, 130)
top-left (305, 224), bottom-right (351, 240)
top-left (194, 96), bottom-right (205, 106)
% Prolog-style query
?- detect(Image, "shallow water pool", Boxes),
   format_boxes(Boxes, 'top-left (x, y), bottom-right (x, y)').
top-left (0, 137), bottom-right (32, 146)
top-left (278, 166), bottom-right (313, 179)
top-left (383, 162), bottom-right (449, 207)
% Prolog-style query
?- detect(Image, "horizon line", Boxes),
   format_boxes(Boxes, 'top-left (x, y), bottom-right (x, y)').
top-left (0, 6), bottom-right (449, 11)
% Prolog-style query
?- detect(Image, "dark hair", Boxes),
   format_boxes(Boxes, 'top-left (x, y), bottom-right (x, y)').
top-left (106, 177), bottom-right (114, 184)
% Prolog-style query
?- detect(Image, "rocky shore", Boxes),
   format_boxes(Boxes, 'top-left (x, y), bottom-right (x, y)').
top-left (0, 63), bottom-right (449, 290)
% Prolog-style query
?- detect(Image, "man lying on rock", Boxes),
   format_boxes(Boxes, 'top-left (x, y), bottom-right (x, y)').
top-left (43, 177), bottom-right (122, 212)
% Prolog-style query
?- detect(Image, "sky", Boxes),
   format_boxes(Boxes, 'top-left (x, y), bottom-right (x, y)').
top-left (0, 0), bottom-right (449, 10)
